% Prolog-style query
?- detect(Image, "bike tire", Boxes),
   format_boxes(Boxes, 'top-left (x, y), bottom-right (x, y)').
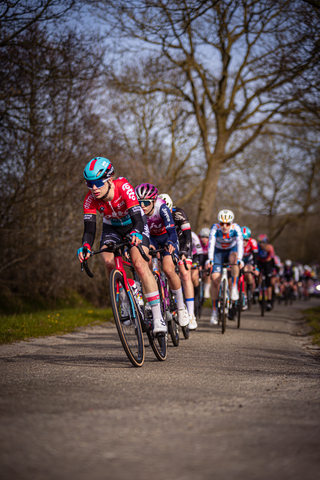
top-left (247, 284), bottom-right (252, 310)
top-left (147, 330), bottom-right (168, 361)
top-left (167, 288), bottom-right (179, 346)
top-left (260, 278), bottom-right (265, 317)
top-left (110, 269), bottom-right (145, 367)
top-left (182, 325), bottom-right (190, 339)
top-left (222, 278), bottom-right (227, 334)
top-left (237, 280), bottom-right (242, 329)
top-left (146, 274), bottom-right (168, 361)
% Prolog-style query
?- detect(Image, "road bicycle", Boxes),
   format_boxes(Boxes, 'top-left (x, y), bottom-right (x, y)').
top-left (258, 271), bottom-right (268, 317)
top-left (176, 258), bottom-right (190, 340)
top-left (233, 268), bottom-right (245, 329)
top-left (192, 261), bottom-right (204, 321)
top-left (213, 262), bottom-right (238, 334)
top-left (81, 238), bottom-right (167, 367)
top-left (148, 248), bottom-right (180, 347)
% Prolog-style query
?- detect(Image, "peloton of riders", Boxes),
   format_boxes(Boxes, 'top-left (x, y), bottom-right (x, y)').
top-left (78, 156), bottom-right (316, 333)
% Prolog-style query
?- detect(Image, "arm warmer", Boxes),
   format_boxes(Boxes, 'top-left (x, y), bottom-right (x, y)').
top-left (128, 206), bottom-right (145, 234)
top-left (82, 216), bottom-right (96, 248)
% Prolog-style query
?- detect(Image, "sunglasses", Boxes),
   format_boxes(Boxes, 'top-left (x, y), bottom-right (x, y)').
top-left (220, 222), bottom-right (231, 226)
top-left (139, 199), bottom-right (153, 207)
top-left (86, 178), bottom-right (108, 189)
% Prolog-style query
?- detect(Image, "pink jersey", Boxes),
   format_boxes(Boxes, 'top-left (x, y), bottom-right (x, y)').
top-left (200, 238), bottom-right (209, 255)
top-left (83, 177), bottom-right (140, 227)
top-left (243, 238), bottom-right (258, 258)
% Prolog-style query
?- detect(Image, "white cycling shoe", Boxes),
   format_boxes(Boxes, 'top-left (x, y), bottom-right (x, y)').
top-left (188, 315), bottom-right (198, 330)
top-left (153, 316), bottom-right (167, 335)
top-left (177, 307), bottom-right (189, 327)
top-left (210, 310), bottom-right (218, 325)
top-left (231, 286), bottom-right (239, 301)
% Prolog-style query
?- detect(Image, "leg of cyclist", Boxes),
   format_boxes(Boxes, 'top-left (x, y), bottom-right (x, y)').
top-left (100, 226), bottom-right (166, 335)
top-left (209, 248), bottom-right (227, 325)
top-left (162, 251), bottom-right (189, 327)
top-left (229, 250), bottom-right (240, 301)
top-left (178, 256), bottom-right (197, 330)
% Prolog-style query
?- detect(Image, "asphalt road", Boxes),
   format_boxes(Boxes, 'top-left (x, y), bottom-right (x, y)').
top-left (1, 298), bottom-right (320, 480)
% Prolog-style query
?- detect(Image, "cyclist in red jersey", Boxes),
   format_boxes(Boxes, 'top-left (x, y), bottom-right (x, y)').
top-left (77, 157), bottom-right (167, 335)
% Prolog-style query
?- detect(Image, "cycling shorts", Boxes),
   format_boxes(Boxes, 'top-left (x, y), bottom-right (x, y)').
top-left (257, 260), bottom-right (273, 288)
top-left (212, 245), bottom-right (237, 273)
top-left (150, 233), bottom-right (179, 259)
top-left (243, 254), bottom-right (254, 265)
top-left (100, 223), bottom-right (150, 250)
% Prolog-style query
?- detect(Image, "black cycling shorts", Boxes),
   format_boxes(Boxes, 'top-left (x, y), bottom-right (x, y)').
top-left (100, 223), bottom-right (150, 250)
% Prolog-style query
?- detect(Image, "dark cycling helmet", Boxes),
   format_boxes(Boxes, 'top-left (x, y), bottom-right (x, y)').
top-left (135, 183), bottom-right (158, 200)
top-left (83, 157), bottom-right (114, 184)
top-left (257, 234), bottom-right (268, 244)
top-left (241, 226), bottom-right (251, 239)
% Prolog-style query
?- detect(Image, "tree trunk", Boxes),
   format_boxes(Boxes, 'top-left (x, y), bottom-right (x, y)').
top-left (197, 158), bottom-right (223, 230)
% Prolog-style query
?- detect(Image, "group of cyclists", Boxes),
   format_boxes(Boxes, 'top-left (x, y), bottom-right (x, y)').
top-left (77, 156), bottom-right (316, 337)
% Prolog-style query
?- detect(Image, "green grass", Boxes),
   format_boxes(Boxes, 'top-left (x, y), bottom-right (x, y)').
top-left (302, 306), bottom-right (320, 346)
top-left (0, 307), bottom-right (114, 345)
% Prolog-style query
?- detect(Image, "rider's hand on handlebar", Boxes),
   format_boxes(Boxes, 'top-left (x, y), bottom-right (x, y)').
top-left (238, 260), bottom-right (244, 269)
top-left (165, 241), bottom-right (175, 255)
top-left (205, 259), bottom-right (212, 270)
top-left (77, 244), bottom-right (91, 263)
top-left (129, 230), bottom-right (143, 246)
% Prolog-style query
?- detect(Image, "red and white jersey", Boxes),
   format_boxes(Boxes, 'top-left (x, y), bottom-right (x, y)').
top-left (243, 238), bottom-right (258, 258)
top-left (83, 177), bottom-right (141, 227)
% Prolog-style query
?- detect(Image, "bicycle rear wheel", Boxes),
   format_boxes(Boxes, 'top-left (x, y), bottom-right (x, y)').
top-left (110, 269), bottom-right (145, 367)
top-left (147, 274), bottom-right (168, 361)
top-left (260, 278), bottom-right (265, 317)
top-left (221, 279), bottom-right (227, 334)
top-left (237, 280), bottom-right (243, 329)
top-left (247, 284), bottom-right (252, 310)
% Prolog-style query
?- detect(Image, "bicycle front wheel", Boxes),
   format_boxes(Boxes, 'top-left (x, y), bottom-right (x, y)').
top-left (110, 269), bottom-right (145, 367)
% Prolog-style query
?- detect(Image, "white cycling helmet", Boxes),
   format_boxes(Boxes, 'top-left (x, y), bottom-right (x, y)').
top-left (199, 227), bottom-right (210, 238)
top-left (158, 193), bottom-right (173, 210)
top-left (218, 209), bottom-right (234, 224)
top-left (285, 260), bottom-right (292, 267)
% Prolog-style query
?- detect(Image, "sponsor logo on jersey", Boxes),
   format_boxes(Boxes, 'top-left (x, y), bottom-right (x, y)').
top-left (84, 196), bottom-right (94, 210)
top-left (174, 212), bottom-right (185, 221)
top-left (131, 205), bottom-right (141, 214)
top-left (122, 182), bottom-right (136, 201)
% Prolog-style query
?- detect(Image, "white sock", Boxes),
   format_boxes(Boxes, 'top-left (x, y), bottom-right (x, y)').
top-left (172, 287), bottom-right (185, 310)
top-left (145, 291), bottom-right (162, 319)
top-left (185, 298), bottom-right (194, 317)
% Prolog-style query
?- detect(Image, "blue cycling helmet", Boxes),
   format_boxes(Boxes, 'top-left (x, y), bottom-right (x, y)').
top-left (241, 226), bottom-right (251, 239)
top-left (83, 157), bottom-right (114, 187)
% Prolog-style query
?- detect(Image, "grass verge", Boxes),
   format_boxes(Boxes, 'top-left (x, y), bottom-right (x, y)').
top-left (302, 306), bottom-right (320, 346)
top-left (0, 307), bottom-right (114, 345)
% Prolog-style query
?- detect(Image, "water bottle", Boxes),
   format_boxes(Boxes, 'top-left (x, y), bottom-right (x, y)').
top-left (152, 257), bottom-right (159, 272)
top-left (135, 279), bottom-right (144, 308)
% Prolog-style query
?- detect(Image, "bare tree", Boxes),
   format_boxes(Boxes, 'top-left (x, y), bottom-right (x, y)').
top-left (0, 0), bottom-right (79, 48)
top-left (217, 136), bottom-right (320, 242)
top-left (93, 0), bottom-right (320, 229)
top-left (0, 23), bottom-right (112, 301)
